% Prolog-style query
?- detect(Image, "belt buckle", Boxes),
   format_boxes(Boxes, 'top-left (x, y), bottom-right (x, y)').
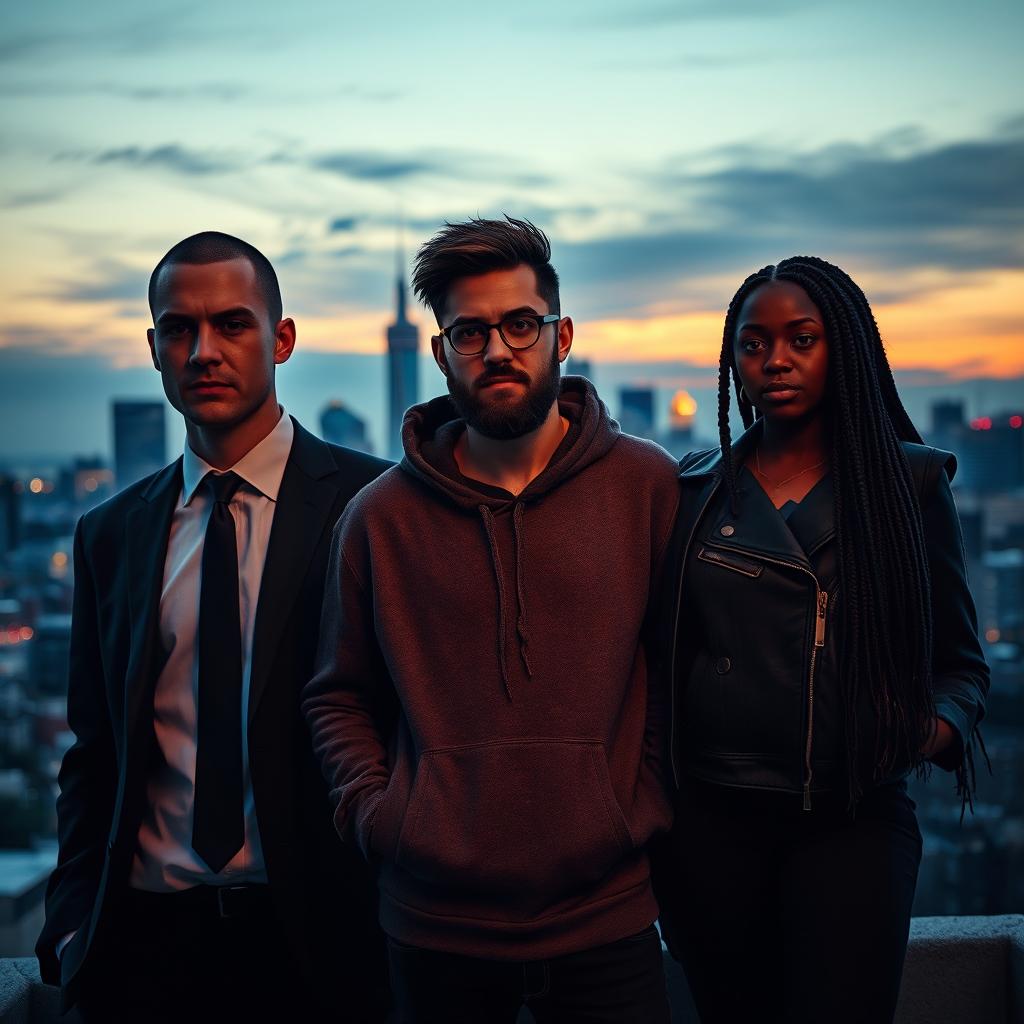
top-left (217, 885), bottom-right (248, 919)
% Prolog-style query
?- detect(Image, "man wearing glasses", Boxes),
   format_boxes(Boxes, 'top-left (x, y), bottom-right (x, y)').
top-left (304, 217), bottom-right (680, 1022)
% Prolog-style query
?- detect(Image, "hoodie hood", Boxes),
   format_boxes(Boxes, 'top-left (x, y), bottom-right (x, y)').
top-left (397, 375), bottom-right (620, 700)
top-left (399, 375), bottom-right (619, 509)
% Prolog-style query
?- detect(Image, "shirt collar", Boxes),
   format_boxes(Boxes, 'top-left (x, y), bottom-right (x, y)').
top-left (181, 408), bottom-right (294, 506)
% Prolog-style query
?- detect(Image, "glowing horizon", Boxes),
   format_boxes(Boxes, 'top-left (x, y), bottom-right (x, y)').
top-left (1, 1), bottom-right (1021, 457)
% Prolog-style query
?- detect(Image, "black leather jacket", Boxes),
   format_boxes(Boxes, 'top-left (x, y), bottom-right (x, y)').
top-left (664, 425), bottom-right (989, 805)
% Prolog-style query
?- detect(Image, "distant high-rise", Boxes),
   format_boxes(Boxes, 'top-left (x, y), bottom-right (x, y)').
top-left (0, 473), bottom-right (21, 556)
top-left (320, 401), bottom-right (373, 454)
top-left (386, 271), bottom-right (419, 461)
top-left (28, 613), bottom-right (73, 698)
top-left (929, 398), bottom-right (968, 458)
top-left (619, 386), bottom-right (655, 440)
top-left (958, 411), bottom-right (1024, 494)
top-left (112, 400), bottom-right (166, 489)
top-left (569, 356), bottom-right (593, 382)
top-left (932, 399), bottom-right (965, 435)
top-left (59, 456), bottom-right (114, 508)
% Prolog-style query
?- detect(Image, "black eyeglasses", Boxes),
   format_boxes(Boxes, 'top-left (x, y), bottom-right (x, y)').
top-left (439, 313), bottom-right (561, 355)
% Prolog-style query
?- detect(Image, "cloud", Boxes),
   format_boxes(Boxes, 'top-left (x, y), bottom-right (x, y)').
top-left (312, 153), bottom-right (443, 182)
top-left (311, 150), bottom-right (554, 187)
top-left (1, 187), bottom-right (70, 209)
top-left (43, 140), bottom-right (555, 196)
top-left (0, 80), bottom-right (247, 101)
top-left (39, 262), bottom-right (148, 305)
top-left (0, 328), bottom-right (79, 354)
top-left (604, 52), bottom-right (780, 72)
top-left (690, 136), bottom-right (1024, 238)
top-left (55, 144), bottom-right (233, 176)
top-left (589, 0), bottom-right (811, 28)
top-left (327, 217), bottom-right (359, 233)
top-left (94, 145), bottom-right (232, 176)
top-left (550, 121), bottom-right (1024, 316)
top-left (0, 79), bottom-right (401, 104)
top-left (0, 7), bottom-right (253, 64)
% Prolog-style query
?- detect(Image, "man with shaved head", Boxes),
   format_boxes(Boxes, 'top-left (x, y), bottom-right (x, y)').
top-left (37, 232), bottom-right (391, 1022)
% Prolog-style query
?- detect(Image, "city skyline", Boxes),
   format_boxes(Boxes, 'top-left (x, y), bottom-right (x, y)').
top-left (2, 1), bottom-right (1022, 460)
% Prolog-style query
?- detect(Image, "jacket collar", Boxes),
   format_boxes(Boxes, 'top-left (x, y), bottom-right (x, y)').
top-left (705, 468), bottom-right (812, 569)
top-left (678, 420), bottom-right (761, 481)
top-left (684, 420), bottom-right (827, 569)
top-left (125, 458), bottom-right (183, 738)
top-left (181, 408), bottom-right (294, 505)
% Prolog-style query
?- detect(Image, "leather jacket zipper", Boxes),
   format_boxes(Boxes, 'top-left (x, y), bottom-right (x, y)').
top-left (704, 541), bottom-right (828, 810)
top-left (804, 590), bottom-right (829, 810)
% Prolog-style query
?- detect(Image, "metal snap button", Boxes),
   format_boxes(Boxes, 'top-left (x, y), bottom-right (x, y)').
top-left (720, 525), bottom-right (735, 537)
top-left (715, 657), bottom-right (732, 674)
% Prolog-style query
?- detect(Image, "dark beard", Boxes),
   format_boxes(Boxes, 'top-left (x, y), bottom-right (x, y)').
top-left (446, 346), bottom-right (561, 440)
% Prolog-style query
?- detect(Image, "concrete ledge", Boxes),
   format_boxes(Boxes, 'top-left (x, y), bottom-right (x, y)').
top-left (896, 915), bottom-right (1024, 1024)
top-left (2, 916), bottom-right (1021, 1022)
top-left (0, 958), bottom-right (41, 1024)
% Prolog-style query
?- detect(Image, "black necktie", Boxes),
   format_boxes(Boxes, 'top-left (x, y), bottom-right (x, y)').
top-left (192, 470), bottom-right (245, 873)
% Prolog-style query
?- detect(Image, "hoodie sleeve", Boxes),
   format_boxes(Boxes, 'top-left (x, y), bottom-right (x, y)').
top-left (637, 471), bottom-right (683, 824)
top-left (303, 513), bottom-right (393, 860)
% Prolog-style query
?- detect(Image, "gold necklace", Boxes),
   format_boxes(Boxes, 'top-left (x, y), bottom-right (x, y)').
top-left (754, 449), bottom-right (827, 492)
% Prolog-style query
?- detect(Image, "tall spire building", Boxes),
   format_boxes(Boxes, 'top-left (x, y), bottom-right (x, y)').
top-left (386, 268), bottom-right (419, 460)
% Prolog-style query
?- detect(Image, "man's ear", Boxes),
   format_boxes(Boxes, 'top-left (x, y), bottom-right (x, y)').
top-left (273, 318), bottom-right (296, 365)
top-left (430, 334), bottom-right (449, 376)
top-left (556, 316), bottom-right (574, 364)
top-left (147, 328), bottom-right (161, 371)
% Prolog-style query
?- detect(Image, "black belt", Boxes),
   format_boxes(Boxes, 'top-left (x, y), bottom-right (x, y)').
top-left (126, 883), bottom-right (272, 921)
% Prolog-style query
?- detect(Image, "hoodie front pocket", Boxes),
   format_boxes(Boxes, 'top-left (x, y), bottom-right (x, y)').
top-left (395, 739), bottom-right (634, 913)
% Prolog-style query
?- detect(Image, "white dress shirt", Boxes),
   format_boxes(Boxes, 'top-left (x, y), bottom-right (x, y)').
top-left (130, 409), bottom-right (294, 891)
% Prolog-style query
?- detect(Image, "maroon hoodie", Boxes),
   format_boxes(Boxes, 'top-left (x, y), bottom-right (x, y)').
top-left (303, 377), bottom-right (680, 959)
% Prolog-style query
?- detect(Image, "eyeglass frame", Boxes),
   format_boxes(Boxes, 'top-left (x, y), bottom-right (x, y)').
top-left (437, 313), bottom-right (562, 356)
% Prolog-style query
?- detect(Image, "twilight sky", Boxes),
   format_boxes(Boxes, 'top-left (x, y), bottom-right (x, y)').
top-left (1, 0), bottom-right (1022, 458)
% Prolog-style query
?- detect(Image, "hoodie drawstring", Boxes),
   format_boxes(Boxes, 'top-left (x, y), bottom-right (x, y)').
top-left (478, 502), bottom-right (533, 700)
top-left (512, 502), bottom-right (534, 680)
top-left (479, 505), bottom-right (514, 701)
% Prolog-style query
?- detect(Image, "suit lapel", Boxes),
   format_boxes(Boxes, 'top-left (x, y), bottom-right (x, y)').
top-left (248, 423), bottom-right (340, 726)
top-left (123, 459), bottom-right (182, 738)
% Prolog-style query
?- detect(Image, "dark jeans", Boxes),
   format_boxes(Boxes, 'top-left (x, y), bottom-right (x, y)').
top-left (73, 885), bottom-right (353, 1024)
top-left (656, 780), bottom-right (922, 1024)
top-left (387, 925), bottom-right (671, 1024)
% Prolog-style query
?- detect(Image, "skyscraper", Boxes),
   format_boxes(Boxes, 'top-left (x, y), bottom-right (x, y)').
top-left (320, 400), bottom-right (373, 454)
top-left (619, 386), bottom-right (655, 440)
top-left (112, 400), bottom-right (166, 490)
top-left (0, 473), bottom-right (21, 556)
top-left (568, 356), bottom-right (593, 382)
top-left (386, 271), bottom-right (419, 461)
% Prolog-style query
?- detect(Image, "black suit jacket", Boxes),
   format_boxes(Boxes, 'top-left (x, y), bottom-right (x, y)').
top-left (36, 419), bottom-right (391, 1015)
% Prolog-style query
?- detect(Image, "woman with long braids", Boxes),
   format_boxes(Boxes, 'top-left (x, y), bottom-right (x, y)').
top-left (654, 256), bottom-right (989, 1023)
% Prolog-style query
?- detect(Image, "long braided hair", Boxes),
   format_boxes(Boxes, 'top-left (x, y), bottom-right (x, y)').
top-left (718, 256), bottom-right (936, 803)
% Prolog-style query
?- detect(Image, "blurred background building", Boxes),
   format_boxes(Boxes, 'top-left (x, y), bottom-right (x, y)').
top-left (319, 400), bottom-right (373, 454)
top-left (112, 400), bottom-right (166, 490)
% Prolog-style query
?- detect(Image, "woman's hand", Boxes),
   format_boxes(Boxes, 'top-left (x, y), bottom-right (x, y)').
top-left (920, 717), bottom-right (954, 759)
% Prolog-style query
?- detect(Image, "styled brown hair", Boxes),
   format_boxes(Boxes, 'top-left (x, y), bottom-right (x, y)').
top-left (411, 216), bottom-right (560, 323)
